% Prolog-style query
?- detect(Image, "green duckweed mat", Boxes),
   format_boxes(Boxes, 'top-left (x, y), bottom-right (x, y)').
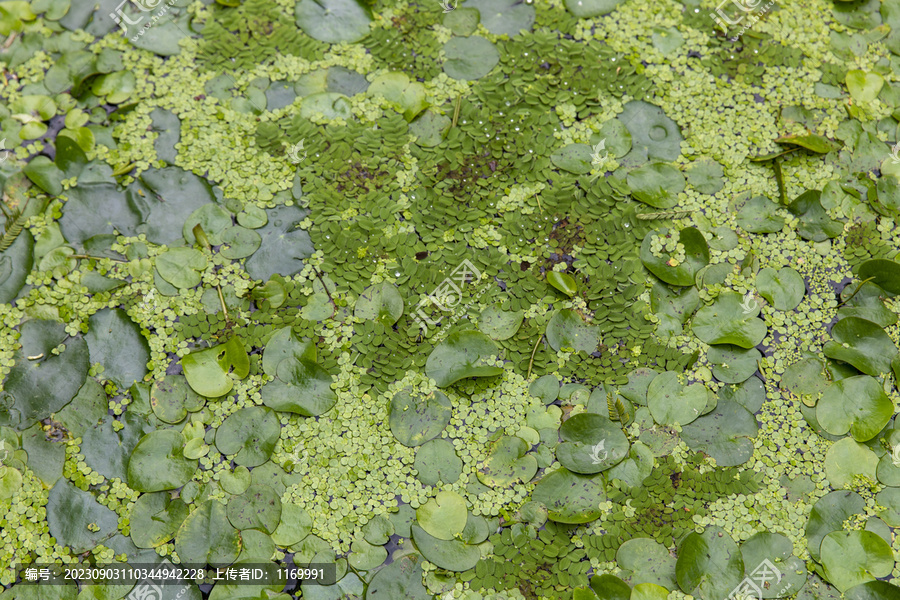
top-left (1, 0), bottom-right (900, 598)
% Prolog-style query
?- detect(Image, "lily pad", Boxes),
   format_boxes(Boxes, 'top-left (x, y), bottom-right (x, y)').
top-left (756, 267), bottom-right (806, 311)
top-left (824, 438), bottom-right (878, 489)
top-left (47, 479), bottom-right (119, 553)
top-left (736, 196), bottom-right (785, 233)
top-left (820, 530), bottom-right (893, 592)
top-left (692, 292), bottom-right (767, 349)
top-left (461, 0), bottom-right (534, 35)
top-left (564, 0), bottom-right (626, 17)
top-left (85, 308), bottom-right (149, 389)
top-left (680, 400), bottom-right (758, 467)
top-left (442, 36), bottom-right (499, 81)
top-left (294, 0), bottom-right (372, 44)
top-left (627, 163), bottom-right (685, 208)
top-left (261, 357), bottom-right (337, 417)
top-left (640, 228), bottom-right (709, 286)
top-left (647, 371), bottom-right (707, 427)
top-left (244, 204), bottom-right (315, 282)
top-left (416, 490), bottom-right (468, 540)
top-left (175, 500), bottom-right (242, 567)
top-left (823, 317), bottom-right (899, 376)
top-left (156, 247), bottom-right (208, 289)
top-left (817, 376), bottom-right (892, 442)
top-left (367, 73), bottom-right (428, 122)
top-left (226, 484), bottom-right (282, 534)
top-left (605, 441), bottom-right (654, 489)
top-left (59, 182), bottom-right (141, 245)
top-left (130, 492), bottom-right (190, 549)
top-left (410, 525), bottom-right (480, 572)
top-left (477, 435), bottom-right (538, 488)
top-left (365, 554), bottom-right (430, 598)
top-left (1, 319), bottom-right (89, 430)
top-left (388, 387), bottom-right (452, 447)
top-left (414, 438), bottom-right (462, 485)
top-left (151, 375), bottom-right (204, 424)
top-left (557, 413), bottom-right (629, 474)
top-left (181, 337), bottom-right (250, 398)
top-left (846, 70), bottom-right (885, 103)
top-left (617, 101), bottom-right (683, 164)
top-left (546, 309), bottom-right (601, 353)
top-left (685, 159), bottom-right (724, 195)
top-left (707, 345), bottom-right (761, 384)
top-left (425, 330), bottom-right (504, 387)
top-left (127, 429), bottom-right (197, 492)
top-left (478, 305), bottom-right (524, 340)
top-left (837, 282), bottom-right (898, 327)
top-left (551, 144), bottom-right (593, 175)
top-left (616, 537), bottom-right (677, 589)
top-left (261, 327), bottom-right (316, 377)
top-left (215, 406), bottom-right (281, 467)
top-left (782, 358), bottom-right (829, 407)
top-left (676, 526), bottom-right (744, 600)
top-left (739, 532), bottom-right (808, 598)
top-left (530, 467), bottom-right (606, 524)
top-left (788, 190), bottom-right (844, 242)
top-left (355, 282), bottom-right (404, 326)
top-left (806, 491), bottom-right (866, 561)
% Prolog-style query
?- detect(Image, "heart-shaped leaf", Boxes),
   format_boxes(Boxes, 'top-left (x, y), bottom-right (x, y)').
top-left (476, 435), bottom-right (538, 487)
top-left (545, 309), bottom-right (601, 353)
top-left (680, 400), bottom-right (758, 467)
top-left (388, 387), bottom-right (452, 447)
top-left (425, 330), bottom-right (504, 387)
top-left (756, 267), bottom-right (805, 310)
top-left (628, 163), bottom-right (685, 208)
top-left (692, 292), bottom-right (767, 348)
top-left (823, 317), bottom-right (899, 376)
top-left (676, 527), bottom-right (744, 600)
top-left (355, 281), bottom-right (404, 326)
top-left (181, 337), bottom-right (250, 398)
top-left (556, 413), bottom-right (629, 474)
top-left (127, 430), bottom-right (197, 492)
top-left (820, 530), bottom-right (893, 592)
top-left (530, 467), bottom-right (606, 524)
top-left (647, 371), bottom-right (708, 427)
top-left (640, 227), bottom-right (709, 286)
top-left (215, 406), bottom-right (281, 467)
top-left (816, 376), bottom-right (893, 442)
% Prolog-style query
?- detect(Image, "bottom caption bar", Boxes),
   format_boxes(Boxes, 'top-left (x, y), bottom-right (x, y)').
top-left (15, 563), bottom-right (337, 586)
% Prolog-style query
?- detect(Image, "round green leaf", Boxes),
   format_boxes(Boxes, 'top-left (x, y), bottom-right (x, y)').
top-left (685, 158), bottom-right (724, 195)
top-left (846, 70), bottom-right (884, 103)
top-left (294, 0), bottom-right (372, 43)
top-left (261, 358), bottom-right (337, 417)
top-left (410, 110), bottom-right (452, 147)
top-left (546, 309), bottom-right (601, 353)
top-left (605, 441), bottom-right (654, 489)
top-left (875, 487), bottom-right (900, 527)
top-left (719, 376), bottom-right (766, 413)
top-left (355, 282), bottom-right (404, 326)
top-left (588, 574), bottom-right (630, 600)
top-left (219, 226), bottom-right (262, 260)
top-left (631, 584), bottom-right (670, 600)
top-left (183, 204), bottom-right (231, 246)
top-left (824, 438), bottom-right (878, 489)
top-left (84, 308), bottom-right (149, 389)
top-left (349, 539), bottom-right (388, 571)
top-left (627, 163), bottom-right (685, 208)
top-left (261, 327), bottom-right (317, 377)
top-left (413, 438), bottom-right (462, 485)
top-left (782, 358), bottom-right (829, 407)
top-left (640, 227), bottom-right (709, 286)
top-left (175, 500), bottom-right (242, 567)
top-left (595, 120), bottom-right (632, 158)
top-left (476, 435), bottom-right (538, 488)
top-left (647, 371), bottom-right (707, 427)
top-left (676, 526), bottom-right (744, 600)
top-left (739, 532), bottom-right (808, 598)
top-left (563, 0), bottom-right (626, 19)
top-left (227, 484), bottom-right (282, 534)
top-left (220, 465), bottom-right (252, 495)
top-left (416, 490), bottom-right (468, 540)
top-left (215, 406), bottom-right (281, 467)
top-left (551, 144), bottom-right (593, 174)
top-left (442, 36), bottom-right (499, 80)
top-left (367, 73), bottom-right (428, 121)
top-left (425, 330), bottom-right (504, 388)
top-left (806, 491), bottom-right (866, 561)
top-left (388, 387), bottom-right (452, 447)
top-left (271, 504), bottom-right (313, 547)
top-left (130, 492), bottom-right (190, 549)
top-left (127, 430), bottom-right (197, 492)
top-left (708, 344), bottom-right (761, 384)
top-left (756, 267), bottom-right (806, 311)
top-left (838, 282), bottom-right (898, 327)
top-left (530, 467), bottom-right (606, 524)
top-left (365, 554), bottom-right (430, 599)
top-left (156, 247), bottom-right (208, 289)
top-left (47, 479), bottom-right (119, 553)
top-left (181, 337), bottom-right (250, 398)
top-left (478, 305), bottom-right (524, 340)
top-left (692, 292), bottom-right (767, 348)
top-left (557, 413), bottom-right (629, 474)
top-left (680, 400), bottom-right (758, 467)
top-left (362, 514), bottom-right (394, 546)
top-left (845, 581), bottom-right (900, 600)
top-left (820, 530), bottom-right (893, 593)
top-left (151, 375), bottom-right (204, 424)
top-left (823, 317), bottom-right (899, 376)
top-left (460, 0), bottom-right (534, 35)
top-left (817, 376), bottom-right (893, 442)
top-left (0, 320), bottom-right (88, 430)
top-left (617, 101), bottom-right (683, 164)
top-left (409, 525), bottom-right (480, 572)
top-left (616, 538), bottom-right (677, 589)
